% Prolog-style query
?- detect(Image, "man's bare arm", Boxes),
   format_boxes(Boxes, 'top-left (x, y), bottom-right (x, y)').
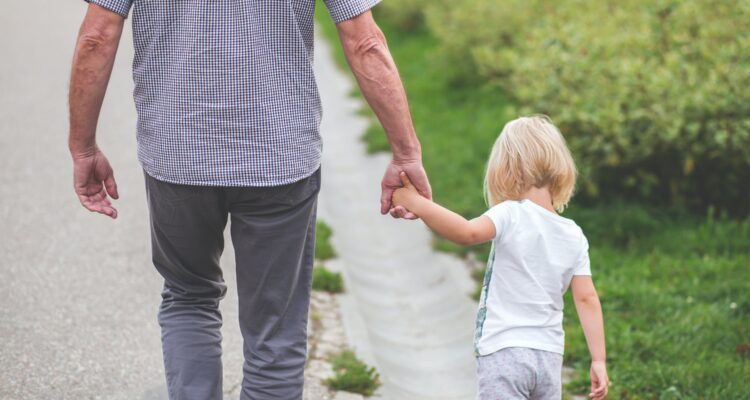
top-left (68, 4), bottom-right (125, 218)
top-left (335, 11), bottom-right (431, 217)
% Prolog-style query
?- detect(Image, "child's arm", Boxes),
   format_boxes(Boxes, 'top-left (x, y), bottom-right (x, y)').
top-left (392, 173), bottom-right (495, 245)
top-left (571, 276), bottom-right (609, 400)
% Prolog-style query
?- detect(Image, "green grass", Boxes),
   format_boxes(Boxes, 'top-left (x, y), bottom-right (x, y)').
top-left (315, 220), bottom-right (337, 261)
top-left (312, 266), bottom-right (345, 294)
top-left (315, 6), bottom-right (750, 399)
top-left (563, 214), bottom-right (750, 398)
top-left (324, 351), bottom-right (381, 396)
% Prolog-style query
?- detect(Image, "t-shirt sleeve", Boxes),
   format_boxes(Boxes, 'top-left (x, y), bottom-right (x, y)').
top-left (84, 0), bottom-right (133, 19)
top-left (573, 234), bottom-right (592, 276)
top-left (323, 0), bottom-right (383, 24)
top-left (482, 202), bottom-right (516, 241)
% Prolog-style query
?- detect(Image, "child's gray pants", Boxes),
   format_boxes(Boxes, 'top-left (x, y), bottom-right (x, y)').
top-left (477, 347), bottom-right (563, 400)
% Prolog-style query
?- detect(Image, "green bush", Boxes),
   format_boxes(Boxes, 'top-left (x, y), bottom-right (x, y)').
top-left (315, 220), bottom-right (337, 261)
top-left (324, 351), bottom-right (381, 396)
top-left (312, 266), bottom-right (344, 293)
top-left (374, 0), bottom-right (430, 31)
top-left (428, 0), bottom-right (750, 215)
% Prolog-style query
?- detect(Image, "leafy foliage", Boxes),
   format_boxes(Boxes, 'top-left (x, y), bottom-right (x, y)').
top-left (375, 0), bottom-right (429, 31)
top-left (315, 220), bottom-right (337, 261)
top-left (324, 351), bottom-right (381, 396)
top-left (312, 266), bottom-right (345, 294)
top-left (428, 0), bottom-right (750, 214)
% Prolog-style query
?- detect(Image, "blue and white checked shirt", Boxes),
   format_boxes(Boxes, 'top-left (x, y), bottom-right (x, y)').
top-left (85, 0), bottom-right (381, 186)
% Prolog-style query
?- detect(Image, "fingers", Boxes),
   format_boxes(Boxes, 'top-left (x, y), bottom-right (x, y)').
top-left (399, 172), bottom-right (413, 188)
top-left (390, 206), bottom-right (407, 219)
top-left (381, 186), bottom-right (394, 215)
top-left (389, 207), bottom-right (419, 220)
top-left (104, 172), bottom-right (119, 199)
top-left (408, 167), bottom-right (432, 200)
top-left (79, 188), bottom-right (118, 219)
top-left (81, 197), bottom-right (118, 219)
top-left (589, 387), bottom-right (608, 400)
top-left (589, 377), bottom-right (608, 400)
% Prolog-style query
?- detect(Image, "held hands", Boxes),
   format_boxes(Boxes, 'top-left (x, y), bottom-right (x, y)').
top-left (380, 159), bottom-right (431, 219)
top-left (392, 172), bottom-right (423, 216)
top-left (589, 361), bottom-right (609, 400)
top-left (72, 147), bottom-right (119, 219)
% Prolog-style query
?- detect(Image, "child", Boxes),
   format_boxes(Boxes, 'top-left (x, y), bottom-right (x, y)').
top-left (392, 116), bottom-right (609, 400)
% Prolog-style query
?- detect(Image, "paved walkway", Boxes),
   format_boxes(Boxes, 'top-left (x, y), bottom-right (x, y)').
top-left (0, 2), bottom-right (477, 399)
top-left (0, 3), bottom-right (246, 399)
top-left (315, 27), bottom-right (477, 400)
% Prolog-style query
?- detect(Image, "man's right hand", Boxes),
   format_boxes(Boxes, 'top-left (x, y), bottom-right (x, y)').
top-left (381, 158), bottom-right (431, 220)
top-left (336, 11), bottom-right (429, 220)
top-left (72, 148), bottom-right (119, 219)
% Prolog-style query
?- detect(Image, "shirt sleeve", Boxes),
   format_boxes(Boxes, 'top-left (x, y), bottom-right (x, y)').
top-left (482, 202), bottom-right (516, 241)
top-left (84, 0), bottom-right (133, 19)
top-left (323, 0), bottom-right (383, 24)
top-left (573, 234), bottom-right (592, 276)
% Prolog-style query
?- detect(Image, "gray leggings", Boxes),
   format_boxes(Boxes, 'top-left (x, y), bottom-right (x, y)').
top-left (477, 347), bottom-right (563, 400)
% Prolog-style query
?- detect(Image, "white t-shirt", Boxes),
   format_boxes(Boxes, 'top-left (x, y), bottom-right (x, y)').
top-left (474, 199), bottom-right (591, 356)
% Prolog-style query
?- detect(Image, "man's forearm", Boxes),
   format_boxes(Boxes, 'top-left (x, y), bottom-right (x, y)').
top-left (338, 15), bottom-right (421, 161)
top-left (69, 7), bottom-right (123, 157)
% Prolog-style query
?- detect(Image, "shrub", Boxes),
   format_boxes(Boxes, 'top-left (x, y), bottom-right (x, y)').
top-left (429, 0), bottom-right (750, 215)
top-left (315, 220), bottom-right (337, 261)
top-left (375, 0), bottom-right (431, 31)
top-left (312, 266), bottom-right (344, 293)
top-left (324, 351), bottom-right (381, 396)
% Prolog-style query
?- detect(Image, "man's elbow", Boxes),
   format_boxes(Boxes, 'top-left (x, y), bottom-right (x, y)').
top-left (342, 25), bottom-right (388, 64)
top-left (77, 27), bottom-right (119, 53)
top-left (352, 31), bottom-right (386, 57)
top-left (77, 11), bottom-right (123, 55)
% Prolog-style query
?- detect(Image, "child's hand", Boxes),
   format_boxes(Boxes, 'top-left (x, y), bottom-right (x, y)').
top-left (392, 172), bottom-right (421, 212)
top-left (589, 361), bottom-right (609, 400)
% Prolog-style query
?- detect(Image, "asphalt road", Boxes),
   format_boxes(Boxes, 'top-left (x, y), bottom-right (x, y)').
top-left (0, 2), bottom-right (245, 399)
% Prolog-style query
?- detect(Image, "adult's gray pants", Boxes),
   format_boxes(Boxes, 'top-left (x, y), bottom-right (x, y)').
top-left (144, 169), bottom-right (320, 400)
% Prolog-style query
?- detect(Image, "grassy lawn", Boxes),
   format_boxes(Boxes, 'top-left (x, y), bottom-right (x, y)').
top-left (316, 4), bottom-right (749, 398)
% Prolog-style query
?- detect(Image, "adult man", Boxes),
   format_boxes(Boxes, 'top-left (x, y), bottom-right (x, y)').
top-left (68, 0), bottom-right (430, 399)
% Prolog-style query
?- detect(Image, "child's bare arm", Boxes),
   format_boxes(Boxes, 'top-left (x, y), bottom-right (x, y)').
top-left (392, 173), bottom-right (495, 245)
top-left (571, 276), bottom-right (609, 400)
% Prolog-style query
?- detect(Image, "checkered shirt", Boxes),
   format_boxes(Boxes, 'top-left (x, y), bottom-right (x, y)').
top-left (85, 0), bottom-right (381, 186)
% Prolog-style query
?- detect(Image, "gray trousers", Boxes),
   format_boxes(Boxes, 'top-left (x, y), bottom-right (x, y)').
top-left (144, 169), bottom-right (320, 400)
top-left (477, 347), bottom-right (563, 400)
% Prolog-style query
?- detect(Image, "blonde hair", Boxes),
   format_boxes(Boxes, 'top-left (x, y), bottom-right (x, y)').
top-left (484, 115), bottom-right (577, 212)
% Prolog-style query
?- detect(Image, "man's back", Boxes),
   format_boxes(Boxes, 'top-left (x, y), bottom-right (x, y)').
top-left (130, 0), bottom-right (320, 186)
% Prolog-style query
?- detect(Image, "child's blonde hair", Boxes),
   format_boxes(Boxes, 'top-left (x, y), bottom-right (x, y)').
top-left (484, 115), bottom-right (577, 212)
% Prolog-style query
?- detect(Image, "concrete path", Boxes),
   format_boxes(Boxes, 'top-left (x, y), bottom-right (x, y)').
top-left (0, 3), bottom-right (247, 399)
top-left (0, 2), bottom-right (477, 399)
top-left (315, 28), bottom-right (478, 400)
